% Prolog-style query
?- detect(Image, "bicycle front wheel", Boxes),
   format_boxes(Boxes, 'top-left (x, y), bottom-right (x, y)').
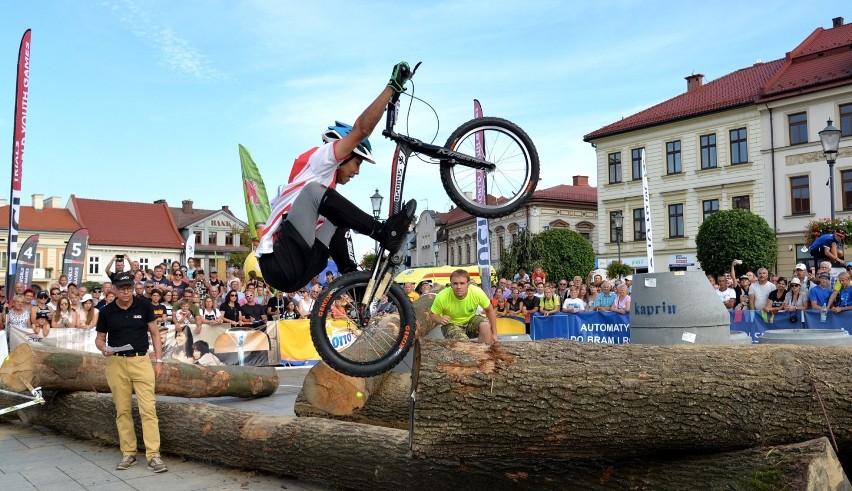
top-left (310, 272), bottom-right (415, 377)
top-left (440, 117), bottom-right (539, 218)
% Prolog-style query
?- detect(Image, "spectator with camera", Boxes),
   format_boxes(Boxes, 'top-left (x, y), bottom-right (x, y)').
top-left (733, 275), bottom-right (751, 310)
top-left (782, 277), bottom-right (808, 313)
top-left (105, 254), bottom-right (131, 282)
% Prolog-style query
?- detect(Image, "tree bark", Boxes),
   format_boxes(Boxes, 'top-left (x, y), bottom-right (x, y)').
top-left (413, 292), bottom-right (440, 338)
top-left (0, 343), bottom-right (278, 398)
top-left (294, 364), bottom-right (409, 428)
top-left (1, 391), bottom-right (849, 490)
top-left (412, 339), bottom-right (852, 460)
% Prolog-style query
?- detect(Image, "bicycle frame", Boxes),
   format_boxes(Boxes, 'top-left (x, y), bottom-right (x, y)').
top-left (359, 71), bottom-right (499, 310)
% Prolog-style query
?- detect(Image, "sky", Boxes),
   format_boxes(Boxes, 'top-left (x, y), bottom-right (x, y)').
top-left (0, 0), bottom-right (847, 259)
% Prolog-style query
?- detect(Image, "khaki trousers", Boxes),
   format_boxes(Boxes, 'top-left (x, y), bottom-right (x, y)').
top-left (105, 356), bottom-right (161, 460)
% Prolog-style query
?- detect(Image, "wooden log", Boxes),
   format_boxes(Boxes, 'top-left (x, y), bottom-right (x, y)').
top-left (0, 343), bottom-right (278, 398)
top-left (412, 339), bottom-right (852, 460)
top-left (291, 294), bottom-right (435, 426)
top-left (413, 292), bottom-right (439, 338)
top-left (1, 391), bottom-right (849, 490)
top-left (294, 366), bottom-right (409, 428)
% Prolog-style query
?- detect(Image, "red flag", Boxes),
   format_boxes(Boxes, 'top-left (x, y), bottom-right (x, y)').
top-left (5, 29), bottom-right (31, 303)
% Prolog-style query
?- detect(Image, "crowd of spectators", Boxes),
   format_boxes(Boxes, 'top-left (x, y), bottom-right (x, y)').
top-left (709, 258), bottom-right (852, 316)
top-left (0, 254), bottom-right (338, 340)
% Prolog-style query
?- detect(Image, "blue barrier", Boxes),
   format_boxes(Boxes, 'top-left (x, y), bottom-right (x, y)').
top-left (531, 312), bottom-right (630, 344)
top-left (529, 310), bottom-right (852, 345)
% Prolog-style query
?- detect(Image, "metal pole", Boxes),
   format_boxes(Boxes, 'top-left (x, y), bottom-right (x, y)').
top-left (829, 158), bottom-right (837, 221)
top-left (617, 229), bottom-right (622, 263)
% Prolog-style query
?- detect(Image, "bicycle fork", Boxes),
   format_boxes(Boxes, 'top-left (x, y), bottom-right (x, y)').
top-left (362, 246), bottom-right (404, 315)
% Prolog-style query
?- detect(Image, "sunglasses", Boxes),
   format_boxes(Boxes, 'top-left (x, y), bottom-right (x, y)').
top-left (229, 293), bottom-right (238, 297)
top-left (175, 274), bottom-right (183, 277)
top-left (791, 284), bottom-right (801, 287)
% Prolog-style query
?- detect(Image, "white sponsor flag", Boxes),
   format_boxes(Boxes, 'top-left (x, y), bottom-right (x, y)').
top-left (640, 149), bottom-right (655, 273)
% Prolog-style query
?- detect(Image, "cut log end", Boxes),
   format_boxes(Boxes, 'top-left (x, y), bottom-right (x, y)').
top-left (0, 343), bottom-right (36, 392)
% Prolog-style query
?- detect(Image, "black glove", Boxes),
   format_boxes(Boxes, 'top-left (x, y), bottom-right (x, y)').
top-left (388, 61), bottom-right (411, 92)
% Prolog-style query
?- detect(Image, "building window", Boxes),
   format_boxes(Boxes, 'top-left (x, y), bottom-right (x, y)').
top-left (843, 170), bottom-right (852, 210)
top-left (666, 140), bottom-right (681, 174)
top-left (841, 103), bottom-right (852, 137)
top-left (668, 203), bottom-right (684, 238)
top-left (609, 211), bottom-right (622, 242)
top-left (498, 236), bottom-right (505, 255)
top-left (208, 231), bottom-right (218, 245)
top-left (702, 199), bottom-right (719, 220)
top-left (35, 252), bottom-right (42, 269)
top-left (631, 148), bottom-right (643, 180)
top-left (789, 112), bottom-right (808, 145)
top-left (225, 233), bottom-right (234, 246)
top-left (457, 245), bottom-right (462, 265)
top-left (732, 195), bottom-right (750, 210)
top-left (193, 231), bottom-right (202, 245)
top-left (0, 254), bottom-right (6, 269)
top-left (608, 152), bottom-right (622, 184)
top-left (633, 208), bottom-right (646, 241)
top-left (730, 127), bottom-right (748, 164)
top-left (790, 175), bottom-right (810, 215)
top-left (700, 134), bottom-right (717, 169)
top-left (88, 256), bottom-right (99, 275)
top-left (139, 258), bottom-right (149, 271)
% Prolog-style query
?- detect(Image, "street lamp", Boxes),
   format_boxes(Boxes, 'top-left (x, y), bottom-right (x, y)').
top-left (434, 242), bottom-right (440, 267)
top-left (819, 119), bottom-right (841, 221)
top-left (370, 189), bottom-right (383, 220)
top-left (613, 211), bottom-right (623, 263)
top-left (370, 189), bottom-right (383, 253)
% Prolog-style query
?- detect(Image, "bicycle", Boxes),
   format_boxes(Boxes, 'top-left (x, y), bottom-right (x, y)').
top-left (310, 63), bottom-right (540, 377)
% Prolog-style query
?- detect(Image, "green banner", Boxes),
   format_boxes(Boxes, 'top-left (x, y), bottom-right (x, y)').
top-left (239, 144), bottom-right (271, 240)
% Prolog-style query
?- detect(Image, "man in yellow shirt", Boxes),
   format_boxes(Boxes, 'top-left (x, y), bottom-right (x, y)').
top-left (428, 269), bottom-right (497, 344)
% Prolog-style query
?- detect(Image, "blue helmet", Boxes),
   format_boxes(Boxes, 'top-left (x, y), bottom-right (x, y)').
top-left (322, 121), bottom-right (375, 164)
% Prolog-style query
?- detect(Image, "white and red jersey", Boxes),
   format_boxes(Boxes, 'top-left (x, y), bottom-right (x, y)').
top-left (256, 142), bottom-right (342, 256)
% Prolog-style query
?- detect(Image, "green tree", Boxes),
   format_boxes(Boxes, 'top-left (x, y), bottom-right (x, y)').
top-left (498, 228), bottom-right (595, 283)
top-left (695, 209), bottom-right (777, 276)
top-left (361, 251), bottom-right (377, 270)
top-left (228, 226), bottom-right (253, 268)
top-left (606, 261), bottom-right (633, 280)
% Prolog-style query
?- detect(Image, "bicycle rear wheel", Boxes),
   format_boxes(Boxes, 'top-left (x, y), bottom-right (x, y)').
top-left (440, 117), bottom-right (539, 218)
top-left (310, 272), bottom-right (415, 377)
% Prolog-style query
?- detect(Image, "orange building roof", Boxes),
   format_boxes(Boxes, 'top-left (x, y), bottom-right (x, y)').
top-left (0, 205), bottom-right (81, 232)
top-left (69, 196), bottom-right (184, 249)
top-left (585, 19), bottom-right (852, 141)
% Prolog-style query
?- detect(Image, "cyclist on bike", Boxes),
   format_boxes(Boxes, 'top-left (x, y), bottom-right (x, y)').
top-left (257, 62), bottom-right (417, 293)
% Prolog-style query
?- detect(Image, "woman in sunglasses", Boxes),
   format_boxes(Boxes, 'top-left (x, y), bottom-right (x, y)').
top-left (220, 291), bottom-right (242, 327)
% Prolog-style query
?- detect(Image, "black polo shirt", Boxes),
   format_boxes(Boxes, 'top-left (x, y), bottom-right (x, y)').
top-left (96, 296), bottom-right (156, 353)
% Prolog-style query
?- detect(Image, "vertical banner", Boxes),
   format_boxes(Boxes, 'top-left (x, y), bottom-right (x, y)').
top-left (6, 29), bottom-right (31, 303)
top-left (238, 144), bottom-right (272, 240)
top-left (473, 99), bottom-right (492, 295)
top-left (62, 228), bottom-right (88, 286)
top-left (15, 233), bottom-right (39, 288)
top-left (185, 232), bottom-right (196, 267)
top-left (640, 149), bottom-right (655, 273)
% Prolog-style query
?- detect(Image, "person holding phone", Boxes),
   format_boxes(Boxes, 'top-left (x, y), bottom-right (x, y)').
top-left (106, 254), bottom-right (132, 282)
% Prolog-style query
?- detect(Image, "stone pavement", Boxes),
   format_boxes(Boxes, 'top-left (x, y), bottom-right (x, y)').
top-left (0, 367), bottom-right (331, 490)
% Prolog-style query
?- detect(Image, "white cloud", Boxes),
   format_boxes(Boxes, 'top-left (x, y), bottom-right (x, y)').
top-left (103, 0), bottom-right (226, 81)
